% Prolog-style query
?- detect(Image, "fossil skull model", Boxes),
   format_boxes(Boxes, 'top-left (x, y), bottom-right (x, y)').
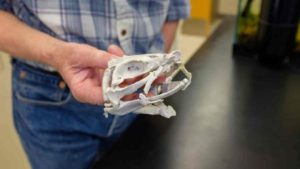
top-left (102, 50), bottom-right (192, 118)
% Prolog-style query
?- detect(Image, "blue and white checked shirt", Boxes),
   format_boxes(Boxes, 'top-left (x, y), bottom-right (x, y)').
top-left (0, 0), bottom-right (190, 71)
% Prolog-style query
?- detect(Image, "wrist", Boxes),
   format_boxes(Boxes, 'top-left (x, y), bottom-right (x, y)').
top-left (40, 38), bottom-right (69, 69)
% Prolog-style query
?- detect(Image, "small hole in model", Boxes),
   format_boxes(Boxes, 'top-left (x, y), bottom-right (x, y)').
top-left (128, 66), bottom-right (140, 71)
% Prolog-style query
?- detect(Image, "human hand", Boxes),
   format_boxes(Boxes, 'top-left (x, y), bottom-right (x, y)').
top-left (53, 43), bottom-right (124, 105)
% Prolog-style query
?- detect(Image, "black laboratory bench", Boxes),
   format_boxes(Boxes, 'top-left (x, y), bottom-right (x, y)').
top-left (94, 16), bottom-right (300, 169)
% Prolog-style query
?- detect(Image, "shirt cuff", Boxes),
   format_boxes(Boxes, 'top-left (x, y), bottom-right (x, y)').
top-left (0, 0), bottom-right (13, 13)
top-left (166, 2), bottom-right (190, 21)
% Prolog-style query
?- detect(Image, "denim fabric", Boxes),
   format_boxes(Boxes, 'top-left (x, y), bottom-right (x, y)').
top-left (11, 59), bottom-right (137, 169)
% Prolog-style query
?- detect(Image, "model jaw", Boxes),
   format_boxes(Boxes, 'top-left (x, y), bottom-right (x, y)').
top-left (102, 50), bottom-right (192, 118)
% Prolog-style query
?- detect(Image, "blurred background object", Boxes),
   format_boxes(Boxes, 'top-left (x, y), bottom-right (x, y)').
top-left (257, 0), bottom-right (300, 66)
top-left (233, 0), bottom-right (300, 68)
top-left (233, 0), bottom-right (261, 57)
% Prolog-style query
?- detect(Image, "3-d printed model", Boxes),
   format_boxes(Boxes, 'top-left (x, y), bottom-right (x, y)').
top-left (102, 50), bottom-right (192, 118)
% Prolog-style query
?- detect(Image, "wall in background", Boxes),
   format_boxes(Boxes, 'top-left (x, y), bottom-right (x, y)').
top-left (218, 0), bottom-right (238, 15)
top-left (0, 53), bottom-right (30, 169)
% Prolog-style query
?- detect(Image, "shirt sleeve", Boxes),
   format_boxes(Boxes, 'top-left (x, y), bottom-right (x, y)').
top-left (166, 0), bottom-right (190, 21)
top-left (0, 0), bottom-right (12, 12)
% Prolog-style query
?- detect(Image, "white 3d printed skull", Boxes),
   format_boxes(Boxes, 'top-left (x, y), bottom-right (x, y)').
top-left (102, 50), bottom-right (192, 118)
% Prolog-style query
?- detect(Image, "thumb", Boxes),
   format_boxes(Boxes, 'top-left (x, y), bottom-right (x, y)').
top-left (108, 44), bottom-right (125, 56)
top-left (82, 49), bottom-right (117, 69)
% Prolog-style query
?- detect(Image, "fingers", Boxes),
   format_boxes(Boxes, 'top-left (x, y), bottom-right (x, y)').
top-left (61, 43), bottom-right (124, 70)
top-left (97, 69), bottom-right (105, 84)
top-left (67, 68), bottom-right (105, 105)
top-left (72, 82), bottom-right (105, 105)
top-left (107, 44), bottom-right (125, 56)
top-left (83, 44), bottom-right (124, 69)
top-left (93, 50), bottom-right (118, 69)
top-left (76, 49), bottom-right (115, 69)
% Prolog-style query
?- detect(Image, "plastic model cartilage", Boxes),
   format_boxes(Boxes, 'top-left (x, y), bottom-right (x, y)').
top-left (102, 50), bottom-right (192, 118)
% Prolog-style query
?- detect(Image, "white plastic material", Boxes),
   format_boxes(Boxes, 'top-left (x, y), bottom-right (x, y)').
top-left (102, 50), bottom-right (192, 118)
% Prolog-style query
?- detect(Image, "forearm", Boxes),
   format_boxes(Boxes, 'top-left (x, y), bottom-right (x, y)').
top-left (0, 10), bottom-right (65, 68)
top-left (0, 11), bottom-right (123, 105)
top-left (162, 21), bottom-right (179, 53)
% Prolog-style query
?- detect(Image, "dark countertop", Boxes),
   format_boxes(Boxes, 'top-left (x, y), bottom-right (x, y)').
top-left (95, 16), bottom-right (300, 169)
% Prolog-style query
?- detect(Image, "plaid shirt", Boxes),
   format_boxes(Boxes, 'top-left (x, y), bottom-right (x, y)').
top-left (0, 0), bottom-right (190, 71)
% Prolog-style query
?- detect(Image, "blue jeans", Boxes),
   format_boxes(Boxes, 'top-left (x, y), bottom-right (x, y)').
top-left (12, 60), bottom-right (137, 169)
